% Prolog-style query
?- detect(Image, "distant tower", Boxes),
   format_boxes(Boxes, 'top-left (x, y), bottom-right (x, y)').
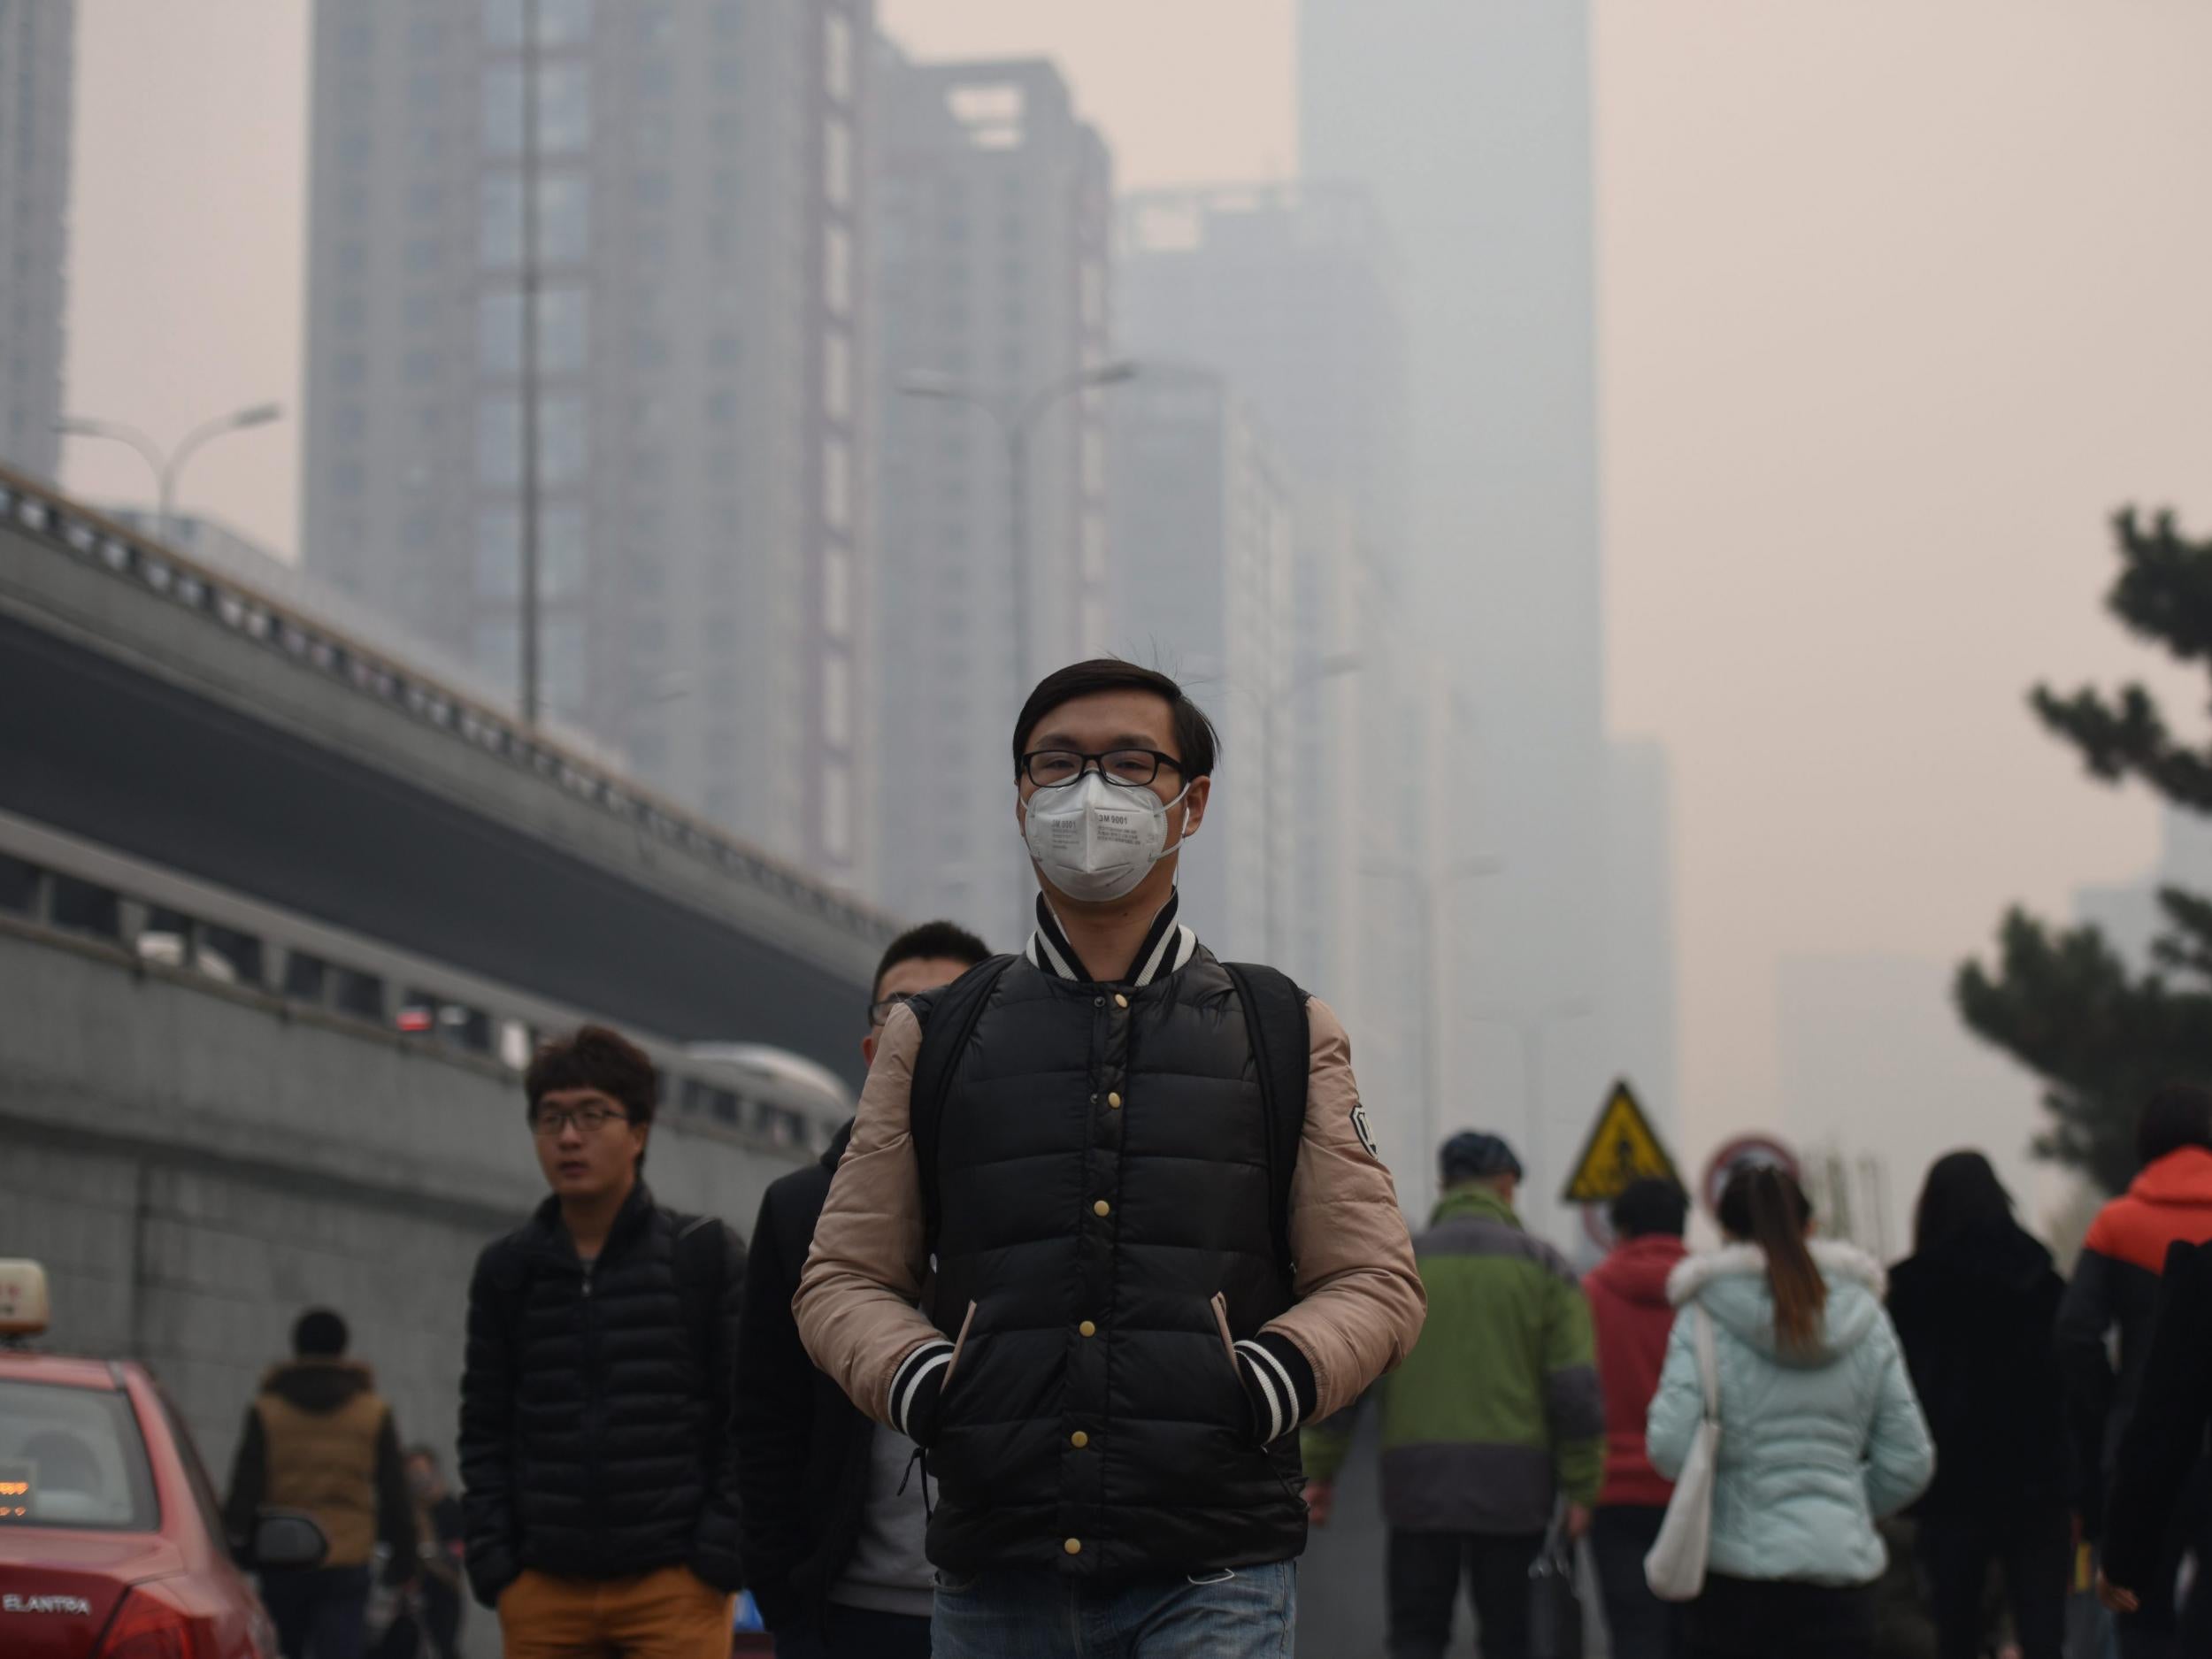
top-left (872, 52), bottom-right (1113, 943)
top-left (300, 0), bottom-right (875, 887)
top-left (1301, 0), bottom-right (1609, 1219)
top-left (0, 0), bottom-right (74, 480)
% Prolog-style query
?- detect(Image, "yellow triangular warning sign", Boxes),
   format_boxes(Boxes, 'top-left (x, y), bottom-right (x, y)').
top-left (1561, 1080), bottom-right (1681, 1204)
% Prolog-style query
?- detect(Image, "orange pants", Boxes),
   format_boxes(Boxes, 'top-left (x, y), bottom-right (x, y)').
top-left (498, 1564), bottom-right (733, 1659)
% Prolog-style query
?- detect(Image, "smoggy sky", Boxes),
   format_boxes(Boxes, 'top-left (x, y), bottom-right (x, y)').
top-left (60, 1), bottom-right (2212, 1179)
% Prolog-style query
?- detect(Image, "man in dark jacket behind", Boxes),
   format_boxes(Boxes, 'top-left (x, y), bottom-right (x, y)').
top-left (224, 1308), bottom-right (416, 1659)
top-left (2057, 1085), bottom-right (2212, 1659)
top-left (459, 1025), bottom-right (747, 1659)
top-left (734, 919), bottom-right (992, 1658)
top-left (1583, 1179), bottom-right (1689, 1659)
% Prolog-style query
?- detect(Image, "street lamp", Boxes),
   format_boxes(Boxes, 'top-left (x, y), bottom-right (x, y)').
top-left (1363, 851), bottom-right (1506, 1209)
top-left (1469, 996), bottom-right (1595, 1222)
top-left (56, 403), bottom-right (284, 546)
top-left (899, 359), bottom-right (1140, 696)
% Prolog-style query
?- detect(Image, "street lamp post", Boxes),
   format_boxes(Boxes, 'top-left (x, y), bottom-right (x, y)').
top-left (899, 360), bottom-right (1139, 697)
top-left (1470, 996), bottom-right (1594, 1222)
top-left (1363, 852), bottom-right (1505, 1210)
top-left (55, 403), bottom-right (284, 546)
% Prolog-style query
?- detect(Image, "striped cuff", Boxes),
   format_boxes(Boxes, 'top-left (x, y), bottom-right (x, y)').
top-left (1235, 1333), bottom-right (1318, 1447)
top-left (888, 1339), bottom-right (956, 1440)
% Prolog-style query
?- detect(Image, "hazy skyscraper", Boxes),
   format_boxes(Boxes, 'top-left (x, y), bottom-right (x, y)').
top-left (1301, 0), bottom-right (1609, 1202)
top-left (301, 0), bottom-right (873, 885)
top-left (0, 0), bottom-right (73, 480)
top-left (1605, 739), bottom-right (1679, 1135)
top-left (1106, 372), bottom-right (1294, 961)
top-left (872, 51), bottom-right (1113, 941)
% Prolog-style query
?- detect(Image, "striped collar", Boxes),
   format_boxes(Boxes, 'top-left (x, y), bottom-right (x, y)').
top-left (1025, 890), bottom-right (1199, 987)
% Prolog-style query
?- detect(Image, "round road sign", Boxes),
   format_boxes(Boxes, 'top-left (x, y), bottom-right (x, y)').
top-left (1701, 1134), bottom-right (1800, 1217)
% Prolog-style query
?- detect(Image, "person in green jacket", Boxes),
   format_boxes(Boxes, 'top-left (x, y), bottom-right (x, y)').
top-left (1304, 1132), bottom-right (1604, 1659)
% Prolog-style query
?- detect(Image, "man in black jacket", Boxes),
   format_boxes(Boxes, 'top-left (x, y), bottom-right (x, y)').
top-left (735, 919), bottom-right (993, 1659)
top-left (459, 1025), bottom-right (747, 1659)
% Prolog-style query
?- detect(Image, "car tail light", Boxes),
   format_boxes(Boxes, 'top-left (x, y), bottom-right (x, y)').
top-left (98, 1586), bottom-right (207, 1659)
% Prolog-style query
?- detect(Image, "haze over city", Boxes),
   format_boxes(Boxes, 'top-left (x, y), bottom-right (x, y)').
top-left (50, 1), bottom-right (2212, 1237)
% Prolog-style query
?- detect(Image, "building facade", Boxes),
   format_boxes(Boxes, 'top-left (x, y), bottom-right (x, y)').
top-left (1106, 373), bottom-right (1294, 964)
top-left (0, 0), bottom-right (73, 481)
top-left (301, 0), bottom-right (873, 886)
top-left (872, 51), bottom-right (1113, 942)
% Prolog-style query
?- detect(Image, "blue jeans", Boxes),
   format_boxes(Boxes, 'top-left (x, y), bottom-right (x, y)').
top-left (932, 1562), bottom-right (1297, 1658)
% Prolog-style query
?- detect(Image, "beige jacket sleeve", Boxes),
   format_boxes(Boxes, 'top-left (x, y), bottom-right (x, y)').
top-left (1262, 995), bottom-right (1428, 1419)
top-left (792, 1003), bottom-right (941, 1425)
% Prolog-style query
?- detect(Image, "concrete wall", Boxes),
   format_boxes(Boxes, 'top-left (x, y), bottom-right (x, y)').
top-left (0, 917), bottom-right (810, 1534)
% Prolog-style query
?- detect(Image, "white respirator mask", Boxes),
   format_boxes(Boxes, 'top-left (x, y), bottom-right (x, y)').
top-left (1020, 771), bottom-right (1193, 904)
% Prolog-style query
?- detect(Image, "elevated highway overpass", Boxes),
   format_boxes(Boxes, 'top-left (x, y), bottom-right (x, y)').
top-left (0, 462), bottom-right (895, 1087)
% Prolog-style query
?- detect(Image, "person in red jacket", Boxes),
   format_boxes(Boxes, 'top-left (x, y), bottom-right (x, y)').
top-left (1584, 1179), bottom-right (1690, 1659)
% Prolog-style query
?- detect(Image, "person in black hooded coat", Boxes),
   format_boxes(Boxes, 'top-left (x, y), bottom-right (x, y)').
top-left (1886, 1151), bottom-right (2072, 1659)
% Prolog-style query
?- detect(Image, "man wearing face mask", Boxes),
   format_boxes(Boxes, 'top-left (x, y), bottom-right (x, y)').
top-left (795, 659), bottom-right (1428, 1658)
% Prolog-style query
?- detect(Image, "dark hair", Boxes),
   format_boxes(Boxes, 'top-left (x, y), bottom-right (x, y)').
top-left (1717, 1164), bottom-right (1825, 1351)
top-left (872, 919), bottom-right (993, 1004)
top-left (1011, 659), bottom-right (1220, 782)
top-left (2138, 1083), bottom-right (2212, 1167)
top-left (1610, 1178), bottom-right (1689, 1240)
top-left (1912, 1150), bottom-right (2014, 1253)
top-left (293, 1307), bottom-right (349, 1358)
top-left (526, 1026), bottom-right (657, 1170)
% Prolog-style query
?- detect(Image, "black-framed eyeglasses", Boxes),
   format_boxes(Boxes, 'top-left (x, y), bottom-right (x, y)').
top-left (530, 1103), bottom-right (632, 1137)
top-left (1019, 749), bottom-right (1185, 790)
top-left (869, 991), bottom-right (921, 1029)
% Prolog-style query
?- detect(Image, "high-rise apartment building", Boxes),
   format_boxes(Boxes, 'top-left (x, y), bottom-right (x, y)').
top-left (0, 0), bottom-right (74, 480)
top-left (302, 0), bottom-right (873, 885)
top-left (1106, 373), bottom-right (1294, 962)
top-left (1302, 1), bottom-right (1610, 1199)
top-left (872, 51), bottom-right (1113, 941)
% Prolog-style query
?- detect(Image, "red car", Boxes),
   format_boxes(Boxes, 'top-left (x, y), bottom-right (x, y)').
top-left (0, 1262), bottom-right (324, 1659)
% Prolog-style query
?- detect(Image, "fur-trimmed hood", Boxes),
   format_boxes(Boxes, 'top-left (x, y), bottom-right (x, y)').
top-left (1668, 1239), bottom-right (1889, 1369)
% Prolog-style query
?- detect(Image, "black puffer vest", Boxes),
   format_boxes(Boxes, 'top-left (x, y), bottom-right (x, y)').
top-left (921, 950), bottom-right (1306, 1578)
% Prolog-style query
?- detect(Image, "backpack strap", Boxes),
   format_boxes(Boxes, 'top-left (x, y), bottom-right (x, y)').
top-left (910, 954), bottom-right (1020, 1260)
top-left (1221, 961), bottom-right (1310, 1276)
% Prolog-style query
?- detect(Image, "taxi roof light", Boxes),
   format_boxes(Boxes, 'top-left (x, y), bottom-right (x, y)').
top-left (0, 1259), bottom-right (52, 1339)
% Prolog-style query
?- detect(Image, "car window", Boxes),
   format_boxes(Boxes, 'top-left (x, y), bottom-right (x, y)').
top-left (0, 1379), bottom-right (160, 1531)
top-left (153, 1379), bottom-right (229, 1546)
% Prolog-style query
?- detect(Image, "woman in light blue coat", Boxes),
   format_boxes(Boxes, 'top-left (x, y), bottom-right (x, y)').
top-left (1647, 1164), bottom-right (1934, 1659)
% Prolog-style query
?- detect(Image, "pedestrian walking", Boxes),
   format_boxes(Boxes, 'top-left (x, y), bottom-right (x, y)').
top-left (222, 1308), bottom-right (418, 1659)
top-left (2097, 1238), bottom-right (2212, 1655)
top-left (400, 1447), bottom-right (465, 1659)
top-left (1886, 1151), bottom-right (2070, 1659)
top-left (1302, 1132), bottom-right (1604, 1659)
top-left (794, 659), bottom-right (1428, 1659)
top-left (1583, 1178), bottom-right (1691, 1659)
top-left (2062, 1083), bottom-right (2212, 1658)
top-left (1647, 1164), bottom-right (1933, 1659)
top-left (734, 919), bottom-right (994, 1659)
top-left (458, 1025), bottom-right (748, 1659)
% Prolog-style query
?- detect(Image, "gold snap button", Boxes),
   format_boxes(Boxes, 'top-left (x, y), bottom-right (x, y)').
top-left (1113, 993), bottom-right (1129, 1009)
top-left (1064, 1537), bottom-right (1083, 1555)
top-left (1107, 1092), bottom-right (1122, 1109)
top-left (1093, 1200), bottom-right (1110, 1217)
top-left (1071, 1431), bottom-right (1089, 1448)
top-left (1078, 1320), bottom-right (1096, 1337)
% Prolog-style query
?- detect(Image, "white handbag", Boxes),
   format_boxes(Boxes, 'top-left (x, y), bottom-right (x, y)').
top-left (1643, 1305), bottom-right (1721, 1601)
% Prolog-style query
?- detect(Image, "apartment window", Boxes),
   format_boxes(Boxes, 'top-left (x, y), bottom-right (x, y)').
top-left (539, 288), bottom-right (588, 374)
top-left (822, 761), bottom-right (853, 863)
top-left (410, 17), bottom-right (448, 53)
top-left (478, 292), bottom-right (523, 377)
top-left (404, 237), bottom-right (442, 273)
top-left (824, 12), bottom-right (854, 105)
top-left (408, 70), bottom-right (442, 111)
top-left (407, 180), bottom-right (444, 219)
top-left (539, 63), bottom-right (592, 151)
top-left (824, 329), bottom-right (851, 424)
top-left (545, 613), bottom-right (587, 713)
top-left (477, 396), bottom-right (520, 487)
top-left (475, 506), bottom-right (518, 599)
top-left (823, 438), bottom-right (851, 531)
top-left (335, 353), bottom-right (366, 388)
top-left (823, 655), bottom-right (851, 748)
top-left (334, 295), bottom-right (366, 329)
top-left (637, 57), bottom-right (675, 99)
top-left (824, 544), bottom-right (851, 641)
top-left (705, 389), bottom-right (738, 426)
top-left (824, 119), bottom-right (853, 210)
top-left (480, 173), bottom-right (522, 265)
top-left (824, 223), bottom-right (852, 317)
top-left (337, 19), bottom-right (374, 60)
top-left (541, 395), bottom-right (588, 486)
top-left (538, 173), bottom-right (590, 264)
top-left (483, 0), bottom-right (593, 49)
top-left (403, 348), bottom-right (442, 386)
top-left (543, 503), bottom-right (587, 598)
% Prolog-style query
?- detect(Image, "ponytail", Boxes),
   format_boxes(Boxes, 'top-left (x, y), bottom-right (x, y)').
top-left (1717, 1164), bottom-right (1824, 1350)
